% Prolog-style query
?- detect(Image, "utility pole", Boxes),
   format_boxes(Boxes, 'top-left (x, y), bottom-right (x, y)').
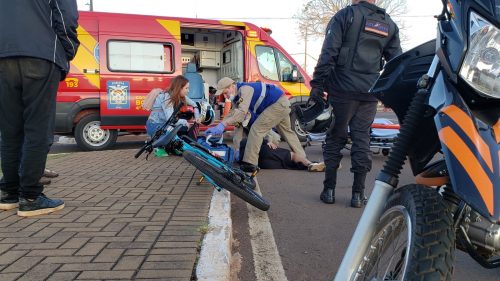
top-left (303, 0), bottom-right (313, 71)
top-left (304, 28), bottom-right (308, 71)
top-left (88, 0), bottom-right (93, 11)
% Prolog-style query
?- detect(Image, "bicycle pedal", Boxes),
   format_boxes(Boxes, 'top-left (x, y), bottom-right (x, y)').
top-left (197, 176), bottom-right (204, 185)
top-left (250, 168), bottom-right (260, 179)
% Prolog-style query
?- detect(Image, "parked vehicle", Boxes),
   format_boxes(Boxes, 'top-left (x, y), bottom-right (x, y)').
top-left (56, 11), bottom-right (311, 150)
top-left (335, 0), bottom-right (499, 280)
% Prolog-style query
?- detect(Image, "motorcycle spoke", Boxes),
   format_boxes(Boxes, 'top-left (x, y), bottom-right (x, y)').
top-left (356, 210), bottom-right (410, 281)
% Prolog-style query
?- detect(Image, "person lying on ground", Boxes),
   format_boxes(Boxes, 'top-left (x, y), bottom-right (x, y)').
top-left (238, 131), bottom-right (325, 172)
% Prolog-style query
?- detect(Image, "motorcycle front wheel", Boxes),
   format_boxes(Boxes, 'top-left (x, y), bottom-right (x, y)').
top-left (352, 184), bottom-right (455, 281)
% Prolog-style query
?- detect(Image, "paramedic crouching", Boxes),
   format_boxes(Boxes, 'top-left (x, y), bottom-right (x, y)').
top-left (205, 77), bottom-right (309, 172)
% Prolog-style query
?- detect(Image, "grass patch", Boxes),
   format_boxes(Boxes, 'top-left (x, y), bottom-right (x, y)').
top-left (197, 222), bottom-right (212, 235)
top-left (191, 222), bottom-right (212, 280)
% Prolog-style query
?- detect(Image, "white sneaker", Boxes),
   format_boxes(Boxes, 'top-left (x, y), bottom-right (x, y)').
top-left (308, 162), bottom-right (325, 172)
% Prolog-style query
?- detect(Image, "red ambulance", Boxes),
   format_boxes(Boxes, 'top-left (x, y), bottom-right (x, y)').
top-left (56, 11), bottom-right (311, 150)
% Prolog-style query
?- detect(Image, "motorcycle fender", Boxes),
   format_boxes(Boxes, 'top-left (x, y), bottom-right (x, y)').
top-left (430, 73), bottom-right (500, 222)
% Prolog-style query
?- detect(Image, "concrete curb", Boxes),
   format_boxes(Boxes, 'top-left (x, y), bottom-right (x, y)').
top-left (196, 189), bottom-right (232, 281)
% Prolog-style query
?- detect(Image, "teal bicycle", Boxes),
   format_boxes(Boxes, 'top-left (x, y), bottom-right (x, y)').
top-left (135, 104), bottom-right (270, 211)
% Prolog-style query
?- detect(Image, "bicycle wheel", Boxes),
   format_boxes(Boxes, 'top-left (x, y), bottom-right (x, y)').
top-left (183, 150), bottom-right (270, 211)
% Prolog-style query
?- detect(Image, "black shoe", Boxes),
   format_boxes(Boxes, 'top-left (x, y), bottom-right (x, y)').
top-left (320, 188), bottom-right (335, 204)
top-left (0, 192), bottom-right (19, 210)
top-left (351, 192), bottom-right (368, 208)
top-left (240, 162), bottom-right (259, 173)
top-left (17, 194), bottom-right (64, 217)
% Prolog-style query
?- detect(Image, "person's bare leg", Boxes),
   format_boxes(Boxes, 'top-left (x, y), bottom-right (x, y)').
top-left (290, 152), bottom-right (312, 166)
top-left (291, 152), bottom-right (328, 172)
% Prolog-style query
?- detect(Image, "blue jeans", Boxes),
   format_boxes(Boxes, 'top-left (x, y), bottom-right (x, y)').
top-left (0, 57), bottom-right (61, 199)
top-left (146, 120), bottom-right (162, 137)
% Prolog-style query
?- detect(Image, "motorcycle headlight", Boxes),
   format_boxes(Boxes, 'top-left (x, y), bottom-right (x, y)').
top-left (459, 11), bottom-right (500, 99)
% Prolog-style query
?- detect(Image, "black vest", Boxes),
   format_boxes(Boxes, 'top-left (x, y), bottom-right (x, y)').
top-left (329, 1), bottom-right (397, 95)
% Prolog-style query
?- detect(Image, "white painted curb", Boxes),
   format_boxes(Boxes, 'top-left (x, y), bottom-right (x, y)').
top-left (57, 136), bottom-right (76, 144)
top-left (196, 189), bottom-right (232, 281)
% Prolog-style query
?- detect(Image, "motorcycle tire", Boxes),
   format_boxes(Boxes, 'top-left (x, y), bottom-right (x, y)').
top-left (183, 150), bottom-right (270, 211)
top-left (352, 184), bottom-right (455, 281)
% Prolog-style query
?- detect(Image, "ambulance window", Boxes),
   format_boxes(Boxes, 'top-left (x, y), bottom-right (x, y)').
top-left (276, 50), bottom-right (293, 82)
top-left (108, 41), bottom-right (173, 73)
top-left (256, 46), bottom-right (279, 81)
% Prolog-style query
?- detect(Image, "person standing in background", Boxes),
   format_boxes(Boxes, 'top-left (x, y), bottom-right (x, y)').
top-left (0, 0), bottom-right (80, 217)
top-left (310, 0), bottom-right (402, 207)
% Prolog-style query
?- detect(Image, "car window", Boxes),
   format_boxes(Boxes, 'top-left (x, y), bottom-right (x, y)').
top-left (256, 46), bottom-right (279, 81)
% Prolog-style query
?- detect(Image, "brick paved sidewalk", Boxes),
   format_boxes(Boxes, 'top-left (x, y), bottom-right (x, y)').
top-left (0, 149), bottom-right (213, 281)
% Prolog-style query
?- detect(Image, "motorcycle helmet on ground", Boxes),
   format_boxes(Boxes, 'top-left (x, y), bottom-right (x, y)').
top-left (196, 101), bottom-right (214, 125)
top-left (177, 105), bottom-right (195, 120)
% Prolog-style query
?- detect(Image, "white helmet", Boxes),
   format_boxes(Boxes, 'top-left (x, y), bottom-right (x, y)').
top-left (196, 101), bottom-right (214, 125)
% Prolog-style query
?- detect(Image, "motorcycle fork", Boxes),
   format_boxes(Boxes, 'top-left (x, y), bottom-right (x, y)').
top-left (334, 57), bottom-right (438, 280)
top-left (334, 180), bottom-right (394, 280)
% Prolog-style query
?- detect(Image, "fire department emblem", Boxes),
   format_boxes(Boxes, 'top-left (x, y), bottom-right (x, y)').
top-left (107, 81), bottom-right (130, 109)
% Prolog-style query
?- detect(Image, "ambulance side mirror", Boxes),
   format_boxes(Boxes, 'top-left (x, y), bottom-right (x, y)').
top-left (290, 65), bottom-right (303, 83)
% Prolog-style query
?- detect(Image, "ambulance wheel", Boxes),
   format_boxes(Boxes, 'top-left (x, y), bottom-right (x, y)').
top-left (290, 103), bottom-right (308, 142)
top-left (75, 113), bottom-right (118, 151)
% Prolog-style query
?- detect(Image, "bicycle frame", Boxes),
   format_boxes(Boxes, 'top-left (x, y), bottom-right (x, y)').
top-left (136, 103), bottom-right (269, 211)
top-left (178, 135), bottom-right (237, 191)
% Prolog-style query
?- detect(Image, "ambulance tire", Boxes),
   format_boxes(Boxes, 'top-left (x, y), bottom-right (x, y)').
top-left (75, 113), bottom-right (118, 151)
top-left (290, 103), bottom-right (308, 143)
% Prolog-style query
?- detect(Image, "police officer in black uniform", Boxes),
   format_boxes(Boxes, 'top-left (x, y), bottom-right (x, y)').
top-left (310, 0), bottom-right (402, 207)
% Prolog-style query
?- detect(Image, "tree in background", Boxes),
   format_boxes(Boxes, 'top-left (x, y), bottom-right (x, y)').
top-left (296, 0), bottom-right (408, 44)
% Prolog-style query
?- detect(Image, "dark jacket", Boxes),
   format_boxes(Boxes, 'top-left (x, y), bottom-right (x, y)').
top-left (0, 0), bottom-right (80, 79)
top-left (311, 1), bottom-right (402, 100)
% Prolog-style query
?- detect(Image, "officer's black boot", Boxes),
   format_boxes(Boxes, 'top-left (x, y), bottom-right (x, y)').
top-left (320, 167), bottom-right (337, 204)
top-left (320, 187), bottom-right (335, 204)
top-left (351, 172), bottom-right (368, 208)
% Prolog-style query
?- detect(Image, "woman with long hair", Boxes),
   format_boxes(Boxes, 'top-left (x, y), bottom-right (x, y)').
top-left (146, 75), bottom-right (200, 156)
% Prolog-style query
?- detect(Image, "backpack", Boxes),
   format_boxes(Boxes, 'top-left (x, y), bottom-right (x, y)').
top-left (142, 88), bottom-right (163, 111)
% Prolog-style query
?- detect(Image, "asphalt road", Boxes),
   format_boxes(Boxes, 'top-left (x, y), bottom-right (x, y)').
top-left (232, 143), bottom-right (500, 281)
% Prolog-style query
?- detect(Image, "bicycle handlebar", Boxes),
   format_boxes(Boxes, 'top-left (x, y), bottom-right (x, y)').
top-left (134, 143), bottom-right (149, 158)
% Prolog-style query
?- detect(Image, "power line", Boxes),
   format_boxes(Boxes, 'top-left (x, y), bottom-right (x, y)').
top-left (204, 14), bottom-right (437, 20)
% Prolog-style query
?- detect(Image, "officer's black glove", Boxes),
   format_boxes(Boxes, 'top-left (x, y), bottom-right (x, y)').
top-left (310, 87), bottom-right (327, 105)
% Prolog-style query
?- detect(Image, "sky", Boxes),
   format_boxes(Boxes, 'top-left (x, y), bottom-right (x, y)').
top-left (76, 0), bottom-right (443, 74)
